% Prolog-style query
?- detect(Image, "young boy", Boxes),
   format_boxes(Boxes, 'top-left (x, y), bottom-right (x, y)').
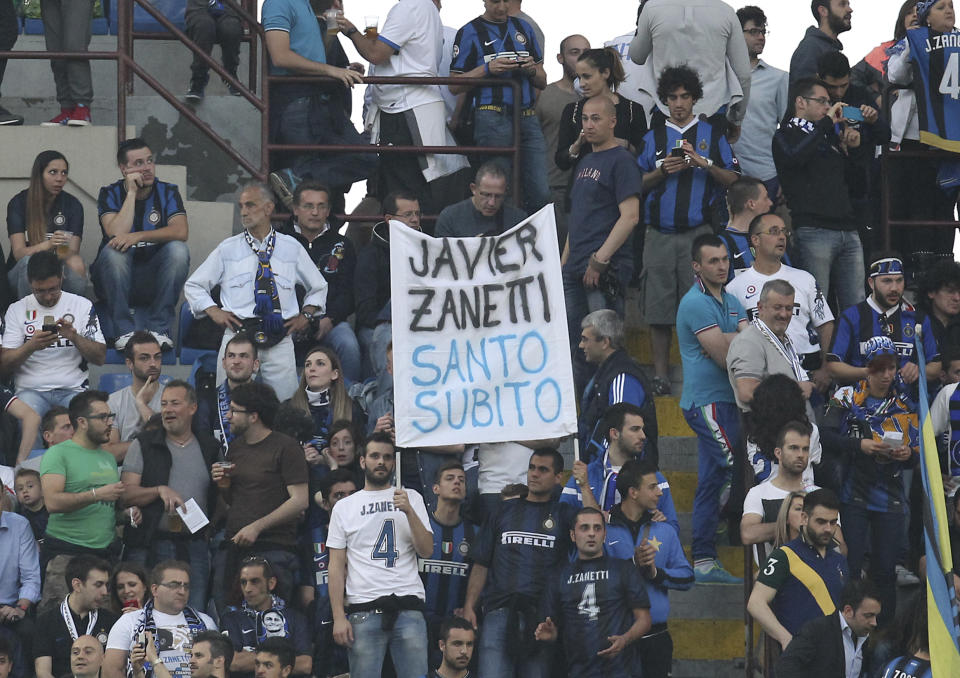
top-left (14, 468), bottom-right (47, 542)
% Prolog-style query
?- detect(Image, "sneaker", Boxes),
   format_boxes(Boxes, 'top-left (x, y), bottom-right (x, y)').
top-left (896, 564), bottom-right (920, 586)
top-left (113, 332), bottom-right (135, 351)
top-left (67, 104), bottom-right (91, 126)
top-left (0, 106), bottom-right (23, 125)
top-left (694, 559), bottom-right (743, 585)
top-left (652, 376), bottom-right (672, 396)
top-left (152, 332), bottom-right (175, 351)
top-left (226, 82), bottom-right (242, 97)
top-left (185, 83), bottom-right (205, 102)
top-left (269, 169), bottom-right (299, 210)
top-left (41, 107), bottom-right (73, 127)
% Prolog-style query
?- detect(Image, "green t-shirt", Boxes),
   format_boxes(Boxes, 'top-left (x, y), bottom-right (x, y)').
top-left (40, 440), bottom-right (120, 549)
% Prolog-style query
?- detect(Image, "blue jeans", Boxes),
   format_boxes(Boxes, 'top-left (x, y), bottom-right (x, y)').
top-left (474, 110), bottom-right (551, 214)
top-left (478, 607), bottom-right (549, 678)
top-left (683, 402), bottom-right (741, 562)
top-left (92, 241), bottom-right (190, 337)
top-left (792, 227), bottom-right (865, 311)
top-left (347, 608), bottom-right (427, 678)
top-left (15, 387), bottom-right (83, 417)
top-left (841, 503), bottom-right (903, 623)
top-left (277, 95), bottom-right (376, 190)
top-left (126, 536), bottom-right (211, 611)
top-left (323, 321), bottom-right (362, 384)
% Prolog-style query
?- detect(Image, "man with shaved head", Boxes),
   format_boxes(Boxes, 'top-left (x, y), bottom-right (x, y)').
top-left (69, 636), bottom-right (103, 678)
top-left (184, 182), bottom-right (328, 400)
top-left (562, 95), bottom-right (642, 391)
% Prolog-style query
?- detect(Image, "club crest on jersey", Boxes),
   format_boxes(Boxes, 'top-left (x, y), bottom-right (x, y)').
top-left (699, 140), bottom-right (708, 152)
top-left (542, 516), bottom-right (555, 530)
top-left (515, 32), bottom-right (526, 44)
top-left (97, 633), bottom-right (108, 645)
top-left (148, 209), bottom-right (161, 225)
top-left (452, 45), bottom-right (459, 59)
top-left (458, 540), bottom-right (470, 556)
top-left (53, 212), bottom-right (66, 227)
top-left (903, 324), bottom-right (914, 337)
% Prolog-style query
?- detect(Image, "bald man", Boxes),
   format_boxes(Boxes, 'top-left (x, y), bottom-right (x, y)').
top-left (69, 636), bottom-right (103, 678)
top-left (562, 95), bottom-right (642, 391)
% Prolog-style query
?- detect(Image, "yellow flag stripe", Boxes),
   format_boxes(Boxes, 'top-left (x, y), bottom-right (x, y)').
top-left (780, 546), bottom-right (836, 617)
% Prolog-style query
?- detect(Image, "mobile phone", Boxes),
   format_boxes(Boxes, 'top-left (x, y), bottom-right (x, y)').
top-left (670, 147), bottom-right (685, 158)
top-left (841, 105), bottom-right (864, 122)
top-left (42, 315), bottom-right (58, 334)
top-left (881, 431), bottom-right (903, 446)
top-left (136, 631), bottom-right (146, 649)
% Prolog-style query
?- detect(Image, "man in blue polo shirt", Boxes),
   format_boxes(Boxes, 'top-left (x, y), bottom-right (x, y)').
top-left (638, 65), bottom-right (740, 396)
top-left (93, 138), bottom-right (190, 351)
top-left (675, 233), bottom-right (747, 584)
top-left (828, 252), bottom-right (939, 385)
top-left (262, 0), bottom-right (373, 210)
top-left (451, 0), bottom-right (550, 213)
top-left (747, 488), bottom-right (849, 650)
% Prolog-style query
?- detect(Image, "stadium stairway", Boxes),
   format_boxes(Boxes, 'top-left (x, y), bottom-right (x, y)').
top-left (0, 124), bottom-right (234, 382)
top-left (626, 323), bottom-right (747, 677)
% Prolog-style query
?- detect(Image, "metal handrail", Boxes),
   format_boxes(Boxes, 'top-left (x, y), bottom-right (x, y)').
top-left (0, 1), bottom-right (524, 206)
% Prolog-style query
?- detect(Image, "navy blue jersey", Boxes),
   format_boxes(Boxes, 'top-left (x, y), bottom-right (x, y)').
top-left (828, 299), bottom-right (939, 368)
top-left (420, 515), bottom-right (475, 622)
top-left (220, 604), bottom-right (312, 678)
top-left (881, 655), bottom-right (932, 678)
top-left (541, 555), bottom-right (649, 678)
top-left (905, 28), bottom-right (960, 153)
top-left (96, 179), bottom-right (185, 254)
top-left (470, 498), bottom-right (576, 610)
top-left (637, 117), bottom-right (740, 233)
top-left (451, 16), bottom-right (542, 109)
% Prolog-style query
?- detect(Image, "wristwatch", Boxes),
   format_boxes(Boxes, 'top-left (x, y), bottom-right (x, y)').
top-left (302, 309), bottom-right (318, 320)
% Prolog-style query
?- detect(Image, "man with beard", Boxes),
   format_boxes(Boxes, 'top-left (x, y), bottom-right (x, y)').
top-left (430, 617), bottom-right (475, 678)
top-left (121, 381), bottom-right (220, 610)
top-left (747, 488), bottom-right (848, 650)
top-left (220, 558), bottom-right (312, 678)
top-left (189, 631), bottom-right (234, 678)
top-left (828, 252), bottom-right (939, 385)
top-left (39, 391), bottom-right (126, 606)
top-left (211, 382), bottom-right (308, 609)
top-left (196, 334), bottom-right (260, 453)
top-left (789, 0), bottom-right (853, 82)
top-left (34, 556), bottom-right (117, 678)
top-left (535, 507), bottom-right (651, 678)
top-left (328, 432), bottom-right (433, 678)
top-left (105, 331), bottom-right (165, 460)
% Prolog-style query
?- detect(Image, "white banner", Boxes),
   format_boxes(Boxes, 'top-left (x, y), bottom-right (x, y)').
top-left (390, 206), bottom-right (577, 448)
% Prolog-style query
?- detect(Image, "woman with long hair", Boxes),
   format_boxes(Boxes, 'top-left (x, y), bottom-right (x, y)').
top-left (288, 346), bottom-right (365, 477)
top-left (109, 561), bottom-right (151, 613)
top-left (6, 150), bottom-right (87, 297)
top-left (772, 491), bottom-right (806, 550)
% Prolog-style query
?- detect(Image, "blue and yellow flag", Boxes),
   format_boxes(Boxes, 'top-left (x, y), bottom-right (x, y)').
top-left (915, 323), bottom-right (960, 673)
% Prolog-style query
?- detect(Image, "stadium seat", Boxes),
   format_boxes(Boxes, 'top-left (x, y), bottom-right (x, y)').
top-left (106, 0), bottom-right (185, 35)
top-left (97, 372), bottom-right (173, 392)
top-left (178, 301), bottom-right (219, 366)
top-left (96, 302), bottom-right (178, 365)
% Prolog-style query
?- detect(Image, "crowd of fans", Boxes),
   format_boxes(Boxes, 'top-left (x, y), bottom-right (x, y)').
top-left (0, 0), bottom-right (959, 677)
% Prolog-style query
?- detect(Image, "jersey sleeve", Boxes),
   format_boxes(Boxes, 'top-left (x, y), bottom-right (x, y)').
top-left (559, 475), bottom-right (582, 507)
top-left (756, 547), bottom-right (791, 590)
top-left (1, 302), bottom-right (24, 350)
top-left (636, 131), bottom-right (657, 173)
top-left (450, 25), bottom-right (477, 73)
top-left (97, 184), bottom-right (120, 217)
top-left (930, 383), bottom-right (956, 436)
top-left (827, 312), bottom-right (855, 362)
top-left (162, 185), bottom-right (186, 220)
top-left (261, 0), bottom-right (295, 32)
top-left (922, 316), bottom-right (940, 360)
top-left (378, 1), bottom-right (415, 52)
top-left (742, 486), bottom-right (763, 517)
top-left (6, 194), bottom-right (25, 237)
top-left (714, 133), bottom-right (741, 173)
top-left (655, 474), bottom-right (680, 535)
top-left (607, 373), bottom-right (646, 409)
top-left (326, 504), bottom-right (347, 550)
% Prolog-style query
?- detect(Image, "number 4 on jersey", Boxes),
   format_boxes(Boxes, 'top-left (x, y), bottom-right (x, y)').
top-left (940, 52), bottom-right (960, 100)
top-left (577, 583), bottom-right (599, 621)
top-left (372, 519), bottom-right (399, 568)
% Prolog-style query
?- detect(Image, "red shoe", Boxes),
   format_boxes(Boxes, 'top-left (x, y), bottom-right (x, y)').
top-left (41, 107), bottom-right (72, 127)
top-left (67, 104), bottom-right (91, 126)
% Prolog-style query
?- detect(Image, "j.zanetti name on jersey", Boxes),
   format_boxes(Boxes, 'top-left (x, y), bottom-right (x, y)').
top-left (359, 501), bottom-right (396, 516)
top-left (566, 569), bottom-right (610, 584)
top-left (500, 531), bottom-right (556, 547)
top-left (925, 33), bottom-right (960, 52)
top-left (419, 559), bottom-right (469, 576)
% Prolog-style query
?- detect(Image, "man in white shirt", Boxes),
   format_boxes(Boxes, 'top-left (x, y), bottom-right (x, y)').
top-left (103, 560), bottom-right (216, 678)
top-left (339, 0), bottom-right (467, 218)
top-left (184, 183), bottom-right (327, 401)
top-left (105, 331), bottom-right (165, 461)
top-left (0, 251), bottom-right (105, 418)
top-left (727, 213), bottom-right (834, 391)
top-left (328, 432), bottom-right (433, 678)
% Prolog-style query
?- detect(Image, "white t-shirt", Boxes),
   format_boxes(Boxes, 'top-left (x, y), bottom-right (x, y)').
top-left (726, 264), bottom-right (834, 356)
top-left (2, 291), bottom-right (104, 391)
top-left (747, 423), bottom-right (822, 486)
top-left (327, 487), bottom-right (432, 605)
top-left (369, 0), bottom-right (445, 111)
top-left (106, 607), bottom-right (216, 678)
top-left (477, 442), bottom-right (530, 495)
top-left (742, 479), bottom-right (819, 564)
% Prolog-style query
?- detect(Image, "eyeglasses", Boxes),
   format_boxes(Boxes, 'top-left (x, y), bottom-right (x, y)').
top-left (743, 28), bottom-right (769, 36)
top-left (758, 227), bottom-right (791, 237)
top-left (86, 412), bottom-right (117, 421)
top-left (802, 96), bottom-right (830, 106)
top-left (241, 556), bottom-right (270, 565)
top-left (158, 581), bottom-right (190, 591)
top-left (228, 407), bottom-right (249, 415)
top-left (394, 210), bottom-right (422, 219)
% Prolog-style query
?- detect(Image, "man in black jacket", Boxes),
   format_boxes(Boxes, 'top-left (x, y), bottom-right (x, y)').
top-left (789, 0), bottom-right (852, 83)
top-left (280, 180), bottom-right (361, 383)
top-left (578, 309), bottom-right (658, 466)
top-left (773, 76), bottom-right (866, 312)
top-left (777, 578), bottom-right (880, 678)
top-left (119, 380), bottom-right (220, 610)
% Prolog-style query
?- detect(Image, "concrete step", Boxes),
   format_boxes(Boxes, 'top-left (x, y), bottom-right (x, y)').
top-left (673, 659), bottom-right (746, 678)
top-left (658, 436), bottom-right (698, 472)
top-left (671, 619), bottom-right (744, 663)
top-left (626, 324), bottom-right (682, 367)
top-left (664, 470), bottom-right (696, 512)
top-left (655, 395), bottom-right (694, 437)
top-left (670, 573), bottom-right (745, 619)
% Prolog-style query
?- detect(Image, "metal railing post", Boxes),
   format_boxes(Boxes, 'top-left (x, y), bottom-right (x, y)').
top-left (116, 0), bottom-right (128, 146)
top-left (512, 81), bottom-right (521, 208)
